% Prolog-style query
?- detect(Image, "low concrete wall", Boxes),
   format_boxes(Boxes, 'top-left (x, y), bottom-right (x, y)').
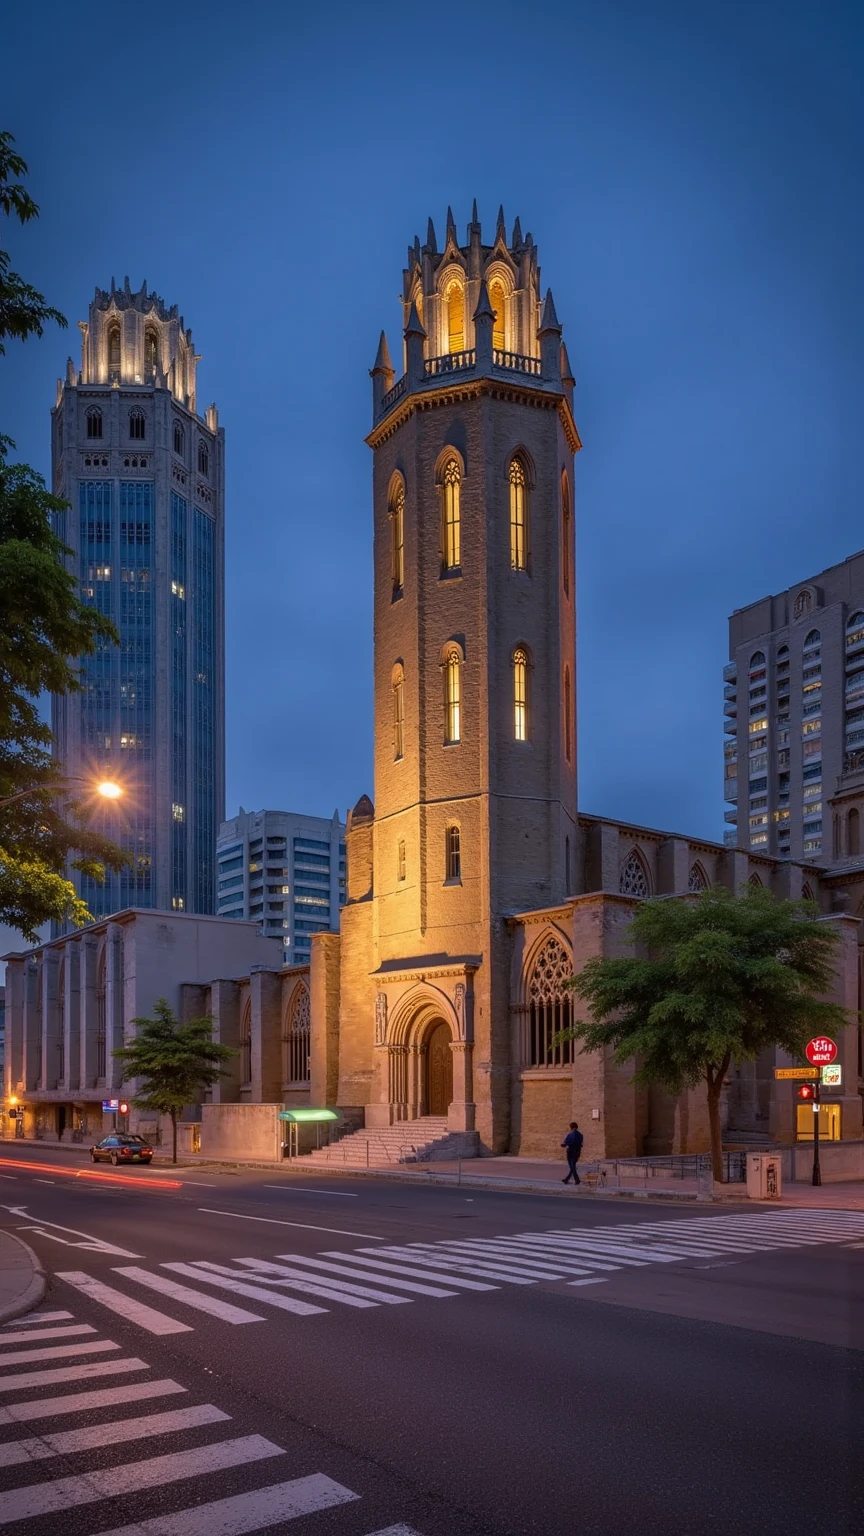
top-left (201, 1103), bottom-right (282, 1162)
top-left (777, 1138), bottom-right (864, 1183)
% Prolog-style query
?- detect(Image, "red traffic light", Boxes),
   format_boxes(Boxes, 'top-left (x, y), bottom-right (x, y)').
top-left (118, 1101), bottom-right (130, 1115)
top-left (797, 1083), bottom-right (816, 1101)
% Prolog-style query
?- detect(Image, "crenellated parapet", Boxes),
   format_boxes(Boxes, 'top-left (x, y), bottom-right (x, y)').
top-left (74, 276), bottom-right (199, 411)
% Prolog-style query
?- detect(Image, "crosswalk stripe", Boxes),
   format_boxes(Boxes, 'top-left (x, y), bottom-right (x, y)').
top-left (237, 1257), bottom-right (413, 1305)
top-left (3, 1311), bottom-right (74, 1327)
top-left (162, 1263), bottom-right (326, 1317)
top-left (510, 1238), bottom-right (649, 1268)
top-left (375, 1247), bottom-right (536, 1284)
top-left (0, 1339), bottom-right (119, 1368)
top-left (0, 1324), bottom-right (96, 1346)
top-left (455, 1241), bottom-right (617, 1274)
top-left (0, 1378), bottom-right (187, 1426)
top-left (433, 1241), bottom-right (595, 1277)
top-left (190, 1260), bottom-right (380, 1310)
top-left (111, 1267), bottom-right (267, 1324)
top-left (0, 1358), bottom-right (150, 1395)
top-left (0, 1433), bottom-right (285, 1524)
top-left (92, 1473), bottom-right (360, 1536)
top-left (0, 1404), bottom-right (229, 1467)
top-left (275, 1254), bottom-right (458, 1298)
top-left (56, 1273), bottom-right (193, 1336)
top-left (362, 1527), bottom-right (426, 1535)
top-left (341, 1252), bottom-right (498, 1291)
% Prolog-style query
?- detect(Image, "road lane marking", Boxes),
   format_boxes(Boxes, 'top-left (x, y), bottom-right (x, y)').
top-left (0, 1324), bottom-right (96, 1346)
top-left (33, 1179), bottom-right (56, 1185)
top-left (0, 1378), bottom-right (187, 1425)
top-left (197, 1207), bottom-right (383, 1239)
top-left (111, 1267), bottom-right (266, 1323)
top-left (56, 1272), bottom-right (193, 1335)
top-left (94, 1474), bottom-right (360, 1536)
top-left (0, 1433), bottom-right (285, 1524)
top-left (187, 1260), bottom-right (379, 1310)
top-left (0, 1357), bottom-right (150, 1393)
top-left (233, 1257), bottom-right (412, 1306)
top-left (2, 1206), bottom-right (141, 1257)
top-left (0, 1339), bottom-right (119, 1367)
top-left (3, 1311), bottom-right (74, 1326)
top-left (262, 1186), bottom-right (358, 1198)
top-left (162, 1263), bottom-right (327, 1316)
top-left (363, 1527), bottom-right (426, 1536)
top-left (274, 1254), bottom-right (458, 1298)
top-left (0, 1403), bottom-right (229, 1466)
top-left (568, 1278), bottom-right (608, 1287)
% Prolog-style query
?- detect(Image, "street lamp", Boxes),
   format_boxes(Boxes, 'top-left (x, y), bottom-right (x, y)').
top-left (0, 776), bottom-right (123, 810)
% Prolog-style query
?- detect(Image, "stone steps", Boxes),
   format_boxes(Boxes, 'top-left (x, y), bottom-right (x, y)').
top-left (300, 1117), bottom-right (478, 1167)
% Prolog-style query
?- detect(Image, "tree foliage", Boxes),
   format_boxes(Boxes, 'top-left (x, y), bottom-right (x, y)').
top-left (565, 885), bottom-right (848, 1181)
top-left (0, 132), bottom-right (66, 352)
top-left (114, 1000), bottom-right (236, 1163)
top-left (0, 440), bottom-right (127, 939)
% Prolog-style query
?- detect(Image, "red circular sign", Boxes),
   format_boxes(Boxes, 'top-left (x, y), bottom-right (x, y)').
top-left (805, 1037), bottom-right (838, 1065)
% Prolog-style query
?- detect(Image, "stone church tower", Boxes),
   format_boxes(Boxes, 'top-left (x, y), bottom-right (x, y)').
top-left (319, 207), bottom-right (580, 1153)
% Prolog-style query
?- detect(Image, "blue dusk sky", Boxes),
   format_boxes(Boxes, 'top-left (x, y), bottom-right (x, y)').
top-left (2, 0), bottom-right (862, 842)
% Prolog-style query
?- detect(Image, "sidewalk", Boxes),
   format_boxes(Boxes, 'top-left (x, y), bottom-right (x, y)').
top-left (0, 1230), bottom-right (45, 1323)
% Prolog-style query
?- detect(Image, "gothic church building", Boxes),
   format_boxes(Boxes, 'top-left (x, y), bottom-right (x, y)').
top-left (307, 208), bottom-right (863, 1160)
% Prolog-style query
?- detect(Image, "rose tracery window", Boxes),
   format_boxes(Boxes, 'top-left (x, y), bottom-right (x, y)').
top-left (619, 850), bottom-right (649, 897)
top-left (526, 935), bottom-right (574, 1067)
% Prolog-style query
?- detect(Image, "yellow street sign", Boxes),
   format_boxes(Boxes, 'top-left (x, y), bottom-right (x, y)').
top-left (774, 1067), bottom-right (820, 1080)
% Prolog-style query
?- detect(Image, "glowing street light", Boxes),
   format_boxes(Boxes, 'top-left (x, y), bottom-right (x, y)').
top-left (0, 776), bottom-right (124, 810)
top-left (96, 780), bottom-right (123, 800)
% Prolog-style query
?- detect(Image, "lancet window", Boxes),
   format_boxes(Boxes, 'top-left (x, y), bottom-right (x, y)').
top-left (441, 459), bottom-right (461, 572)
top-left (513, 647), bottom-right (528, 741)
top-left (619, 850), bottom-right (649, 897)
top-left (509, 458), bottom-right (528, 571)
top-left (444, 648), bottom-right (461, 743)
top-left (526, 935), bottom-right (575, 1068)
top-left (284, 985), bottom-right (311, 1084)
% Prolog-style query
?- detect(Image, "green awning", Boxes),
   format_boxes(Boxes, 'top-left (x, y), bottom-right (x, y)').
top-left (278, 1108), bottom-right (340, 1123)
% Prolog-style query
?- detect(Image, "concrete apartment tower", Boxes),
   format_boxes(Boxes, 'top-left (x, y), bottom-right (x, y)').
top-left (332, 206), bottom-right (580, 1152)
top-left (51, 280), bottom-right (225, 918)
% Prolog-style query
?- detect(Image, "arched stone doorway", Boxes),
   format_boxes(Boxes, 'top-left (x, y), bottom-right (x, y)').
top-left (425, 1021), bottom-right (453, 1116)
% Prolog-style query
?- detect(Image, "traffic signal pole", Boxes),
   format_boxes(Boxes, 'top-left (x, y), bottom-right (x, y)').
top-left (812, 1078), bottom-right (822, 1187)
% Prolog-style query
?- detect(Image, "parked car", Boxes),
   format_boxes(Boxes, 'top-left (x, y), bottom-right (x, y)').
top-left (91, 1134), bottom-right (154, 1166)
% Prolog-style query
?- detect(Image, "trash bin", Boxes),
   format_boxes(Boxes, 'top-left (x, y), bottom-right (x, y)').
top-left (746, 1152), bottom-right (782, 1200)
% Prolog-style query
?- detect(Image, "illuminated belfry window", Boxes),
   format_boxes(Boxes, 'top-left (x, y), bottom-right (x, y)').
top-left (513, 647), bottom-right (528, 741)
top-left (393, 667), bottom-right (405, 761)
top-left (447, 282), bottom-right (464, 353)
top-left (509, 458), bottom-right (528, 571)
top-left (444, 647), bottom-right (461, 743)
top-left (490, 279), bottom-right (506, 351)
top-left (391, 481), bottom-right (404, 594)
top-left (441, 459), bottom-right (461, 572)
top-left (144, 328), bottom-right (159, 380)
top-left (107, 324), bottom-right (121, 381)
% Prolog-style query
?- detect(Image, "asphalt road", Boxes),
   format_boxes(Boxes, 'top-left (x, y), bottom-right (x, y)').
top-left (0, 1145), bottom-right (861, 1536)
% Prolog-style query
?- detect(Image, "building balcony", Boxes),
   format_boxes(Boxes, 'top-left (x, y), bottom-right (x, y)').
top-left (723, 701), bottom-right (737, 718)
top-left (376, 346), bottom-right (560, 426)
top-left (723, 663), bottom-right (737, 683)
top-left (724, 780), bottom-right (738, 802)
top-left (724, 719), bottom-right (737, 735)
top-left (723, 829), bottom-right (739, 847)
top-left (724, 809), bottom-right (737, 825)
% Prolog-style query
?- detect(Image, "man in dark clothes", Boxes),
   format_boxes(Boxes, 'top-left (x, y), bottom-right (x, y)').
top-left (561, 1121), bottom-right (584, 1185)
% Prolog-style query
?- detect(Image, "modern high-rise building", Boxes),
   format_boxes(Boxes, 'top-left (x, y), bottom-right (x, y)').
top-left (725, 551), bottom-right (864, 864)
top-left (51, 279), bottom-right (225, 919)
top-left (216, 809), bottom-right (346, 964)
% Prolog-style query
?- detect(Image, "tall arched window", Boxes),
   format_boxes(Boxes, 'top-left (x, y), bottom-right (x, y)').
top-left (197, 440), bottom-right (210, 476)
top-left (446, 282), bottom-right (464, 353)
top-left (86, 408), bottom-right (103, 440)
top-left (849, 808), bottom-right (860, 857)
top-left (96, 950), bottom-right (107, 1078)
top-left (107, 324), bottom-right (121, 380)
top-left (513, 647), bottom-right (528, 741)
top-left (561, 472), bottom-right (571, 597)
top-left (489, 279), bottom-right (506, 351)
top-left (509, 458), bottom-right (528, 571)
top-left (444, 647), bottom-right (461, 743)
top-left (284, 984), bottom-right (311, 1085)
top-left (128, 408), bottom-right (145, 441)
top-left (173, 422), bottom-right (185, 456)
top-left (619, 850), bottom-right (649, 897)
top-left (441, 458), bottom-right (461, 572)
top-left (564, 667), bottom-right (572, 762)
top-left (391, 480), bottom-right (404, 594)
top-left (144, 329), bottom-right (159, 379)
top-left (393, 667), bottom-right (404, 760)
top-left (688, 862), bottom-right (707, 893)
top-left (526, 935), bottom-right (574, 1067)
top-left (445, 824), bottom-right (461, 882)
top-left (240, 1002), bottom-right (252, 1087)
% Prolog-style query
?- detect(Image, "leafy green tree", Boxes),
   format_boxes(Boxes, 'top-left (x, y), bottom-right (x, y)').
top-left (114, 999), bottom-right (236, 1163)
top-left (0, 132), bottom-right (125, 939)
top-left (564, 885), bottom-right (847, 1182)
top-left (0, 131), bottom-right (66, 351)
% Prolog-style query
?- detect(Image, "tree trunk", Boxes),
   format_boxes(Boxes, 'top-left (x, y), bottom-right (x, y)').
top-left (707, 1079), bottom-right (724, 1184)
top-left (171, 1109), bottom-right (178, 1165)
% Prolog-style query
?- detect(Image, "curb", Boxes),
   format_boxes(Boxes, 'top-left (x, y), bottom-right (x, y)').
top-left (0, 1232), bottom-right (46, 1325)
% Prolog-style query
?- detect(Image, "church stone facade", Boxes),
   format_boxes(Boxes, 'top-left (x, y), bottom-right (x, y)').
top-left (306, 209), bottom-right (864, 1162)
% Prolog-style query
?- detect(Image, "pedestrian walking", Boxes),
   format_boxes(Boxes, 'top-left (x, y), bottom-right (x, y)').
top-left (561, 1121), bottom-right (584, 1185)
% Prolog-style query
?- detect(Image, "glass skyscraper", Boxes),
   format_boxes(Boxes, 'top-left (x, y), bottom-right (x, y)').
top-left (216, 809), bottom-right (346, 965)
top-left (51, 279), bottom-right (225, 918)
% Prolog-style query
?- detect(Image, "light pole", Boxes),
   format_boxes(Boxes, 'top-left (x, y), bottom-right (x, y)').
top-left (0, 777), bottom-right (123, 810)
